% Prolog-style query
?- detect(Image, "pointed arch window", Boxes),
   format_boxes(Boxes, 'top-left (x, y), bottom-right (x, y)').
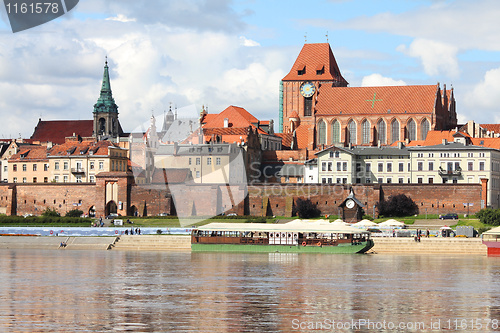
top-left (421, 118), bottom-right (430, 140)
top-left (318, 120), bottom-right (326, 145)
top-left (362, 120), bottom-right (370, 144)
top-left (348, 120), bottom-right (357, 144)
top-left (391, 119), bottom-right (400, 144)
top-left (407, 119), bottom-right (416, 141)
top-left (331, 120), bottom-right (340, 144)
top-left (377, 119), bottom-right (386, 144)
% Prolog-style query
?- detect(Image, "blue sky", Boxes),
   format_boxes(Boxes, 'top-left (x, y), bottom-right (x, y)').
top-left (1, 0), bottom-right (500, 138)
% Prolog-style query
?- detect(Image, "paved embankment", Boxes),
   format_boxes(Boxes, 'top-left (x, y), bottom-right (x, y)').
top-left (0, 236), bottom-right (117, 250)
top-left (0, 235), bottom-right (487, 254)
top-left (371, 237), bottom-right (486, 255)
top-left (112, 235), bottom-right (191, 251)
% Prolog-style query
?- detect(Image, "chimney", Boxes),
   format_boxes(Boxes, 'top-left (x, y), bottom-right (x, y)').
top-left (398, 141), bottom-right (404, 149)
top-left (224, 118), bottom-right (229, 128)
top-left (442, 139), bottom-right (448, 145)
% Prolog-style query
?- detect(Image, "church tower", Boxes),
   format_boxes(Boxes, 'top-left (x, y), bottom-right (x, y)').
top-left (280, 43), bottom-right (348, 150)
top-left (93, 58), bottom-right (123, 142)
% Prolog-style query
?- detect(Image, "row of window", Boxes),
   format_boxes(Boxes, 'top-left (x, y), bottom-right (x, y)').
top-left (12, 161), bottom-right (106, 172)
top-left (317, 118), bottom-right (431, 145)
top-left (13, 175), bottom-right (96, 183)
top-left (189, 157), bottom-right (222, 166)
top-left (416, 161), bottom-right (485, 172)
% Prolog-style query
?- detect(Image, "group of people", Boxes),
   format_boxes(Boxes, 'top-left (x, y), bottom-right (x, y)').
top-left (413, 229), bottom-right (431, 242)
top-left (124, 228), bottom-right (141, 235)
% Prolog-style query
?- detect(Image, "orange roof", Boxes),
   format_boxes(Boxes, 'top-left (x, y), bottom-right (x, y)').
top-left (10, 146), bottom-right (48, 161)
top-left (294, 124), bottom-right (311, 149)
top-left (471, 138), bottom-right (500, 149)
top-left (282, 43), bottom-right (348, 85)
top-left (315, 85), bottom-right (443, 116)
top-left (480, 124), bottom-right (500, 134)
top-left (420, 130), bottom-right (471, 146)
top-left (289, 111), bottom-right (299, 119)
top-left (275, 133), bottom-right (293, 149)
top-left (201, 113), bottom-right (217, 125)
top-left (48, 140), bottom-right (118, 157)
top-left (203, 105), bottom-right (258, 129)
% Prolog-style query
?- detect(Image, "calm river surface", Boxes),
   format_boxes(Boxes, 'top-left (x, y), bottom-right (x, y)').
top-left (0, 250), bottom-right (499, 332)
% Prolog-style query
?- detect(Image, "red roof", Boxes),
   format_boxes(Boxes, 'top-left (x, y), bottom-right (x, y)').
top-left (203, 105), bottom-right (258, 129)
top-left (10, 146), bottom-right (48, 161)
top-left (275, 133), bottom-right (293, 149)
top-left (471, 138), bottom-right (500, 149)
top-left (315, 85), bottom-right (442, 116)
top-left (294, 124), bottom-right (311, 149)
top-left (48, 140), bottom-right (117, 157)
top-left (282, 43), bottom-right (348, 84)
top-left (480, 124), bottom-right (500, 134)
top-left (30, 120), bottom-right (94, 144)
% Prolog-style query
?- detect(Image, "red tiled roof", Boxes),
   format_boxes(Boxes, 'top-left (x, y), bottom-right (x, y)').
top-left (201, 114), bottom-right (217, 125)
top-left (48, 140), bottom-right (117, 157)
top-left (275, 133), bottom-right (293, 149)
top-left (282, 43), bottom-right (348, 84)
top-left (471, 138), bottom-right (500, 149)
top-left (315, 85), bottom-right (442, 116)
top-left (480, 124), bottom-right (500, 134)
top-left (203, 105), bottom-right (258, 129)
top-left (294, 124), bottom-right (311, 149)
top-left (289, 111), bottom-right (299, 119)
top-left (10, 146), bottom-right (48, 161)
top-left (30, 120), bottom-right (94, 144)
top-left (419, 130), bottom-right (471, 146)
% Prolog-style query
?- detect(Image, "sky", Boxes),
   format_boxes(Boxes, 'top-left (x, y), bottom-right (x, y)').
top-left (1, 0), bottom-right (500, 138)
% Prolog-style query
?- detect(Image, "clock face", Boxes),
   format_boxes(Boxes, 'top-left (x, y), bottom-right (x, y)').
top-left (346, 199), bottom-right (355, 209)
top-left (300, 82), bottom-right (316, 98)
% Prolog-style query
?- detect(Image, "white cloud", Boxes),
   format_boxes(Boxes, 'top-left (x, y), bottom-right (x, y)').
top-left (105, 14), bottom-right (136, 22)
top-left (361, 74), bottom-right (406, 87)
top-left (239, 36), bottom-right (260, 47)
top-left (464, 67), bottom-right (500, 111)
top-left (397, 39), bottom-right (459, 78)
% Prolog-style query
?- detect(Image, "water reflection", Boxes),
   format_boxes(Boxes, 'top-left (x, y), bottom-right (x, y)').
top-left (0, 250), bottom-right (499, 332)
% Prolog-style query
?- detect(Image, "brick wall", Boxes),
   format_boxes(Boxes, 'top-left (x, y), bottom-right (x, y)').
top-left (0, 181), bottom-right (483, 218)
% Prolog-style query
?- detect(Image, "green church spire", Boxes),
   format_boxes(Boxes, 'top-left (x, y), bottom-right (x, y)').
top-left (93, 57), bottom-right (118, 114)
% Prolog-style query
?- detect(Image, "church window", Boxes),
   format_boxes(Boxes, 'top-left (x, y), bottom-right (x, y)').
top-left (362, 120), bottom-right (370, 144)
top-left (348, 120), bottom-right (357, 144)
top-left (331, 121), bottom-right (340, 144)
top-left (318, 120), bottom-right (326, 145)
top-left (421, 119), bottom-right (430, 140)
top-left (391, 119), bottom-right (400, 143)
top-left (304, 97), bottom-right (312, 116)
top-left (377, 119), bottom-right (386, 144)
top-left (407, 119), bottom-right (416, 141)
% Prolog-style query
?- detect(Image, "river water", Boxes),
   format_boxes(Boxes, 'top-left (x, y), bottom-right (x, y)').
top-left (0, 250), bottom-right (499, 332)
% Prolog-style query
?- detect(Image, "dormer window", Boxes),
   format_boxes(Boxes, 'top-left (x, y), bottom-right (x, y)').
top-left (297, 64), bottom-right (306, 75)
top-left (316, 65), bottom-right (325, 75)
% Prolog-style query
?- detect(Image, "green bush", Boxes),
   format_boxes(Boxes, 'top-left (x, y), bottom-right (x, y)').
top-left (42, 208), bottom-right (60, 217)
top-left (376, 194), bottom-right (418, 217)
top-left (294, 198), bottom-right (321, 219)
top-left (476, 208), bottom-right (500, 226)
top-left (65, 209), bottom-right (83, 217)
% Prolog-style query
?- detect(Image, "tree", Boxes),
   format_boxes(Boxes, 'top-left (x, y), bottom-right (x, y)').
top-left (66, 209), bottom-right (84, 218)
top-left (476, 208), bottom-right (500, 226)
top-left (42, 207), bottom-right (60, 217)
top-left (294, 198), bottom-right (321, 219)
top-left (376, 194), bottom-right (418, 217)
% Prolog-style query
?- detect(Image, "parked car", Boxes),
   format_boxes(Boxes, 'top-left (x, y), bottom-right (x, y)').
top-left (440, 213), bottom-right (458, 220)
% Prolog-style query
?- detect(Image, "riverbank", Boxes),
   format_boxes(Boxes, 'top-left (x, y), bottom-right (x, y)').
top-left (0, 235), bottom-right (488, 254)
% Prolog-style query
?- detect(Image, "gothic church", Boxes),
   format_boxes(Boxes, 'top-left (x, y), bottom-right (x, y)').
top-left (279, 43), bottom-right (457, 150)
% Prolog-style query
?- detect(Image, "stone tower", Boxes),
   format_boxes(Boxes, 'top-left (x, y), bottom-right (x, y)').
top-left (93, 58), bottom-right (123, 141)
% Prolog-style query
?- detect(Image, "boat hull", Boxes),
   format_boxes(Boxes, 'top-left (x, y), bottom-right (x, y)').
top-left (192, 240), bottom-right (374, 254)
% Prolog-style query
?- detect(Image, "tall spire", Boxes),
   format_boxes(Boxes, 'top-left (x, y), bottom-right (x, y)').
top-left (93, 57), bottom-right (118, 114)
